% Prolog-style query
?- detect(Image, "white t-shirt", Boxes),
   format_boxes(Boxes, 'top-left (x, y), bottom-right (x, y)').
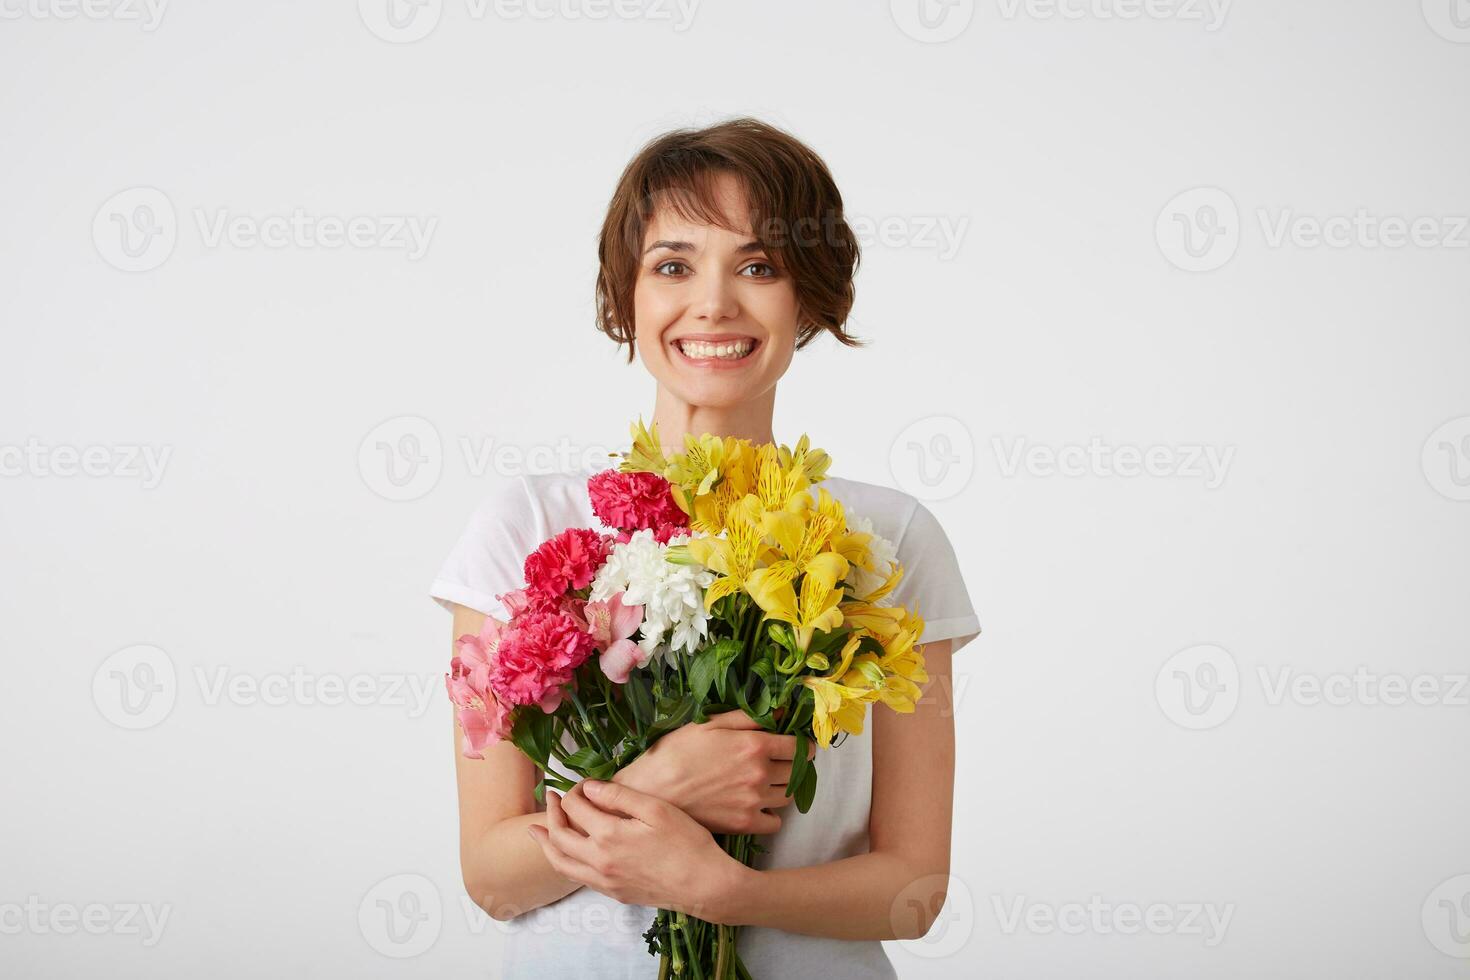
top-left (431, 467), bottom-right (980, 979)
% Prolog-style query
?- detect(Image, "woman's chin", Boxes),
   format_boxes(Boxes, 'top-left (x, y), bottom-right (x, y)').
top-left (662, 376), bottom-right (771, 411)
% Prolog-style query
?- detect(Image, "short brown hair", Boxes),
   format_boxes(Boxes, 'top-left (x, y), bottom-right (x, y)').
top-left (595, 117), bottom-right (863, 362)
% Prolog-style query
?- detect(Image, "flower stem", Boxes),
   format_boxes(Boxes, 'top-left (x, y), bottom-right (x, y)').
top-left (566, 686), bottom-right (615, 760)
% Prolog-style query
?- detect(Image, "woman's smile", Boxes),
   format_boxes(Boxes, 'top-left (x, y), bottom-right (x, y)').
top-left (671, 332), bottom-right (762, 368)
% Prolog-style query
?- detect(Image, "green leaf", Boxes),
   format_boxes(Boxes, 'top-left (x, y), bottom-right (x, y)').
top-left (510, 710), bottom-right (554, 768)
top-left (689, 638), bottom-right (742, 703)
top-left (563, 747), bottom-right (608, 775)
top-left (794, 763), bottom-right (817, 813)
top-left (786, 732), bottom-right (810, 801)
top-left (625, 673), bottom-right (655, 726)
top-left (646, 694), bottom-right (697, 738)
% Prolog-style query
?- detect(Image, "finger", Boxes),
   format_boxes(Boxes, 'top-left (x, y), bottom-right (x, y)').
top-left (760, 733), bottom-right (804, 761)
top-left (528, 824), bottom-right (606, 887)
top-left (759, 784), bottom-right (795, 809)
top-left (546, 791), bottom-right (588, 839)
top-left (762, 759), bottom-right (795, 786)
top-left (701, 709), bottom-right (761, 730)
top-left (561, 782), bottom-right (623, 838)
top-left (749, 809), bottom-right (782, 835)
top-left (543, 795), bottom-right (602, 864)
top-left (581, 779), bottom-right (667, 826)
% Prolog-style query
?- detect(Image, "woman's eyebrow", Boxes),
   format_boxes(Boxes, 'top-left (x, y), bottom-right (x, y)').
top-left (643, 239), bottom-right (766, 255)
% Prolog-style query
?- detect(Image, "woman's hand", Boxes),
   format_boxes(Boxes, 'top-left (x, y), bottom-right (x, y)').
top-left (527, 780), bottom-right (753, 922)
top-left (611, 709), bottom-right (812, 835)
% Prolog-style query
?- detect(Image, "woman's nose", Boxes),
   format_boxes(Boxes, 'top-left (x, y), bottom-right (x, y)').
top-left (691, 273), bottom-right (740, 323)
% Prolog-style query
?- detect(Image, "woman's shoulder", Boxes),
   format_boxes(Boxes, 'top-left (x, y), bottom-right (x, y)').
top-left (819, 475), bottom-right (925, 538)
top-left (458, 467), bottom-right (598, 531)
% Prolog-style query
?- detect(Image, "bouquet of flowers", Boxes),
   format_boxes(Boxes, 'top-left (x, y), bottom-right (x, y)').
top-left (446, 420), bottom-right (929, 979)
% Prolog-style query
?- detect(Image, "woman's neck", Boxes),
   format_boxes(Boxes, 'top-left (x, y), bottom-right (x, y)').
top-left (650, 386), bottom-right (776, 453)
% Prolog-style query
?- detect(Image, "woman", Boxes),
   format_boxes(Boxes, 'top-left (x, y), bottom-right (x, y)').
top-left (431, 117), bottom-right (980, 978)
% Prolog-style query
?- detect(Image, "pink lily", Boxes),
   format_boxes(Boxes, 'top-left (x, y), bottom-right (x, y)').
top-left (582, 592), bottom-right (647, 684)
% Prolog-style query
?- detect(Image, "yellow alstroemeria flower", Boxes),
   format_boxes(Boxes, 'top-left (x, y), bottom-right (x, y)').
top-left (662, 432), bottom-right (737, 516)
top-left (688, 442), bottom-right (756, 534)
top-left (746, 556), bottom-right (845, 652)
top-left (685, 494), bottom-right (767, 609)
top-left (804, 634), bottom-right (875, 747)
top-left (621, 417), bottom-right (670, 476)
top-left (779, 433), bottom-right (832, 486)
top-left (762, 499), bottom-right (849, 588)
top-left (845, 613), bottom-right (929, 713)
top-left (753, 442), bottom-right (812, 516)
top-left (839, 600), bottom-right (906, 640)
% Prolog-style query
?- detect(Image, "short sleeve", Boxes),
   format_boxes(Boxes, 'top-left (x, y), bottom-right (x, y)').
top-left (429, 476), bottom-right (541, 620)
top-left (889, 500), bottom-right (981, 654)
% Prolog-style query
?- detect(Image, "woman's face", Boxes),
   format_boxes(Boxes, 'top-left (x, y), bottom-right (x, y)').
top-left (632, 173), bottom-right (799, 410)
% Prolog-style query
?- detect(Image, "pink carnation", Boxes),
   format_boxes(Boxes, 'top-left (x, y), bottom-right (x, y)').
top-left (523, 527), bottom-right (612, 599)
top-left (490, 610), bottom-right (597, 712)
top-left (587, 470), bottom-right (688, 537)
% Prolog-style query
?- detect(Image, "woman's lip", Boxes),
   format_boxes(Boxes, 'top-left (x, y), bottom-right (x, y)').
top-left (670, 333), bottom-right (760, 343)
top-left (671, 336), bottom-right (761, 369)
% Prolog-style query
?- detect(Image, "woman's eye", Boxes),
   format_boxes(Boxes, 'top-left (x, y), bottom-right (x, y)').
top-left (740, 262), bottom-right (777, 279)
top-left (654, 260), bottom-right (689, 277)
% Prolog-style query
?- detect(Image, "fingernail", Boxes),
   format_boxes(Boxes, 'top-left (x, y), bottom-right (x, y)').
top-left (582, 779), bottom-right (604, 795)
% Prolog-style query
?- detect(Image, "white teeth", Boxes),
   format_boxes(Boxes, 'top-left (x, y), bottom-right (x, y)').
top-left (677, 339), bottom-right (754, 360)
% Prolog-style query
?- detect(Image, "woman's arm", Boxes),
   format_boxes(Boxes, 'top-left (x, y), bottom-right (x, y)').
top-left (531, 639), bottom-right (957, 941)
top-left (451, 601), bottom-right (808, 919)
top-left (451, 602), bottom-right (582, 920)
top-left (718, 637), bottom-right (956, 940)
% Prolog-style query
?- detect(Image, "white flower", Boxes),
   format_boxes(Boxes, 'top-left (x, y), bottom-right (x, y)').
top-left (845, 514), bottom-right (899, 606)
top-left (590, 529), bottom-right (717, 665)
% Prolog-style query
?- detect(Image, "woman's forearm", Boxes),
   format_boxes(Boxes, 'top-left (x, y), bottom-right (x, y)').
top-left (462, 812), bottom-right (583, 920)
top-left (712, 849), bottom-right (947, 941)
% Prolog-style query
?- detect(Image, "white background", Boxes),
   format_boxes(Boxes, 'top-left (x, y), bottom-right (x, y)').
top-left (3, 0), bottom-right (1469, 976)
